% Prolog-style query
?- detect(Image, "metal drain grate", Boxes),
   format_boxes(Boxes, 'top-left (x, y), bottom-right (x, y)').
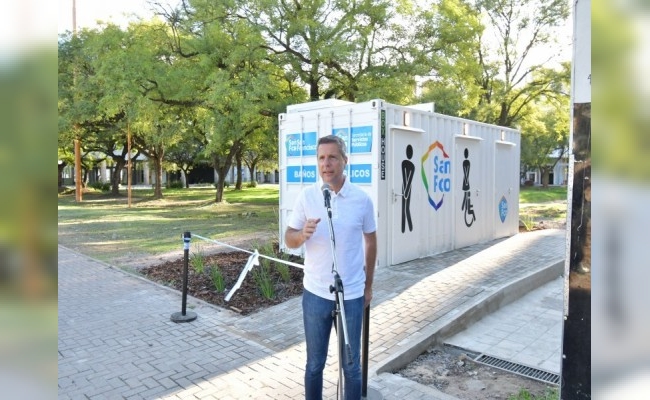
top-left (474, 354), bottom-right (560, 385)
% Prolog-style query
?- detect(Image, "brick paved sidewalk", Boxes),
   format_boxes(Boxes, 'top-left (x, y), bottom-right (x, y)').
top-left (58, 229), bottom-right (564, 399)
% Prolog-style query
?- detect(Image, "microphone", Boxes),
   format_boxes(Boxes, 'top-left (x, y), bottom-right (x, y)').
top-left (321, 183), bottom-right (332, 210)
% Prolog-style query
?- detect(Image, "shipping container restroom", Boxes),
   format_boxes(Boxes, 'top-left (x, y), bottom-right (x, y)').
top-left (278, 99), bottom-right (520, 269)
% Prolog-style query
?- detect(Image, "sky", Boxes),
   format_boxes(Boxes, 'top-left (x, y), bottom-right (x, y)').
top-left (58, 0), bottom-right (164, 34)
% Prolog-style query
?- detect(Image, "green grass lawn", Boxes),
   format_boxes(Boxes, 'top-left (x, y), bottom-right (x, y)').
top-left (58, 184), bottom-right (281, 264)
top-left (519, 185), bottom-right (567, 203)
top-left (519, 186), bottom-right (568, 230)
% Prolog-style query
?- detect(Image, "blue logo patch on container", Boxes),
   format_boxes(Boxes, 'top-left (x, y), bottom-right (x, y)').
top-left (350, 126), bottom-right (372, 153)
top-left (498, 196), bottom-right (508, 223)
top-left (348, 164), bottom-right (372, 184)
top-left (333, 128), bottom-right (350, 152)
top-left (286, 134), bottom-right (301, 157)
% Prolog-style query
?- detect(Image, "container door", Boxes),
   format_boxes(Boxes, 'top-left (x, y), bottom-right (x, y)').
top-left (454, 138), bottom-right (483, 248)
top-left (494, 142), bottom-right (518, 238)
top-left (390, 128), bottom-right (423, 265)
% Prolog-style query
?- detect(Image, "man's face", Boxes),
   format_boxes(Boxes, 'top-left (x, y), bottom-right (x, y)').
top-left (317, 142), bottom-right (347, 186)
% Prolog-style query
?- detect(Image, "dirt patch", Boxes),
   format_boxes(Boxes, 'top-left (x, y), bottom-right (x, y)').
top-left (519, 200), bottom-right (567, 233)
top-left (519, 219), bottom-right (566, 232)
top-left (395, 345), bottom-right (557, 399)
top-left (141, 245), bottom-right (304, 315)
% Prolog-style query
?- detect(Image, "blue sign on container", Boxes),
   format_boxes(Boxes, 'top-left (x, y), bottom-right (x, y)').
top-left (302, 165), bottom-right (317, 183)
top-left (333, 128), bottom-right (350, 152)
top-left (286, 134), bottom-right (302, 157)
top-left (348, 164), bottom-right (372, 184)
top-left (286, 165), bottom-right (317, 184)
top-left (350, 126), bottom-right (372, 153)
top-left (302, 132), bottom-right (317, 156)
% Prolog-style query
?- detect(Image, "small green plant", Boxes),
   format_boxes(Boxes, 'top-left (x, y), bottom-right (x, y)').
top-left (507, 387), bottom-right (559, 400)
top-left (275, 261), bottom-right (291, 283)
top-left (258, 241), bottom-right (275, 256)
top-left (190, 248), bottom-right (205, 275)
top-left (253, 260), bottom-right (275, 299)
top-left (210, 264), bottom-right (225, 292)
top-left (166, 180), bottom-right (184, 189)
top-left (520, 214), bottom-right (536, 231)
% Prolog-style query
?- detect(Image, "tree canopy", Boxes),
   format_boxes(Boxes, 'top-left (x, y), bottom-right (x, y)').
top-left (58, 0), bottom-right (571, 202)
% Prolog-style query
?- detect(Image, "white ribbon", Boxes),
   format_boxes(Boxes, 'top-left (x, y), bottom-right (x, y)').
top-left (190, 234), bottom-right (304, 302)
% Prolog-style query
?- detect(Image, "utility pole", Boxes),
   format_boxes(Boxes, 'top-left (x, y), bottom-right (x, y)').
top-left (560, 0), bottom-right (591, 398)
top-left (73, 0), bottom-right (83, 202)
top-left (128, 123), bottom-right (132, 208)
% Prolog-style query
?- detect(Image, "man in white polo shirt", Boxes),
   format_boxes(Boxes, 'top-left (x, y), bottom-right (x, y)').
top-left (284, 134), bottom-right (377, 400)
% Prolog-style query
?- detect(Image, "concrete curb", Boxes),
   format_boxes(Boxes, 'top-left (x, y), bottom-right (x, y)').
top-left (373, 259), bottom-right (564, 376)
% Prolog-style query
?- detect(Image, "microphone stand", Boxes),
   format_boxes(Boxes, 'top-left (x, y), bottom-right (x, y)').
top-left (323, 187), bottom-right (353, 400)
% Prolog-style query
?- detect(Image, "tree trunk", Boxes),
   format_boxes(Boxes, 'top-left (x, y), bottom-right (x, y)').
top-left (498, 102), bottom-right (509, 127)
top-left (216, 174), bottom-right (224, 202)
top-left (540, 166), bottom-right (550, 188)
top-left (309, 74), bottom-right (320, 100)
top-left (82, 167), bottom-right (89, 188)
top-left (111, 159), bottom-right (126, 195)
top-left (182, 166), bottom-right (191, 188)
top-left (235, 148), bottom-right (243, 190)
top-left (247, 162), bottom-right (256, 184)
top-left (214, 165), bottom-right (230, 203)
top-left (211, 140), bottom-right (241, 203)
top-left (58, 162), bottom-right (67, 189)
top-left (213, 156), bottom-right (228, 203)
top-left (153, 156), bottom-right (164, 199)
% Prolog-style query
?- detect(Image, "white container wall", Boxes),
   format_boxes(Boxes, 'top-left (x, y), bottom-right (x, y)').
top-left (278, 99), bottom-right (520, 268)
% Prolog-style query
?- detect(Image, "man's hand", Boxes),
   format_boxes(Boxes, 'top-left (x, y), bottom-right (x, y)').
top-left (364, 287), bottom-right (373, 308)
top-left (302, 218), bottom-right (321, 242)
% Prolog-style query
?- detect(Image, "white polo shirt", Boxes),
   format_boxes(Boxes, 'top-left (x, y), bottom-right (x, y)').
top-left (287, 178), bottom-right (376, 300)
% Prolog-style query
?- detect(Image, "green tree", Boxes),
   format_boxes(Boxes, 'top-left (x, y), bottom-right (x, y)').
top-left (154, 0), bottom-right (302, 202)
top-left (241, 126), bottom-right (278, 185)
top-left (472, 0), bottom-right (570, 127)
top-left (121, 21), bottom-right (202, 199)
top-left (413, 0), bottom-right (484, 116)
top-left (243, 0), bottom-right (420, 102)
top-left (165, 120), bottom-right (207, 188)
top-left (58, 28), bottom-right (133, 195)
top-left (417, 0), bottom-right (569, 127)
top-left (519, 65), bottom-right (570, 187)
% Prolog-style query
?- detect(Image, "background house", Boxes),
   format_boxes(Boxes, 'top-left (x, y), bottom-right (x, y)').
top-left (522, 148), bottom-right (569, 186)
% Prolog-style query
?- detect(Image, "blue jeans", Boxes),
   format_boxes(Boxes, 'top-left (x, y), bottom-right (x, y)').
top-left (302, 289), bottom-right (364, 400)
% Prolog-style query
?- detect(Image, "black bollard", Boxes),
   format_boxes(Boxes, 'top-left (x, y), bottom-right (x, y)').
top-left (171, 231), bottom-right (197, 323)
top-left (361, 305), bottom-right (382, 399)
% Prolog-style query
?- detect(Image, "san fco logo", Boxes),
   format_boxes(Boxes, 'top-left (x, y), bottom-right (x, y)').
top-left (286, 132), bottom-right (317, 157)
top-left (421, 141), bottom-right (451, 210)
